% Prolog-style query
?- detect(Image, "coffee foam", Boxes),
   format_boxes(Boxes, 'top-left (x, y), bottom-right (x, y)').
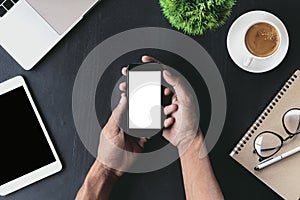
top-left (245, 22), bottom-right (280, 57)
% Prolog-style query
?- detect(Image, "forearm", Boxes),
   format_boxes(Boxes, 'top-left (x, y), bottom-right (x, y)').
top-left (180, 132), bottom-right (224, 200)
top-left (76, 161), bottom-right (118, 200)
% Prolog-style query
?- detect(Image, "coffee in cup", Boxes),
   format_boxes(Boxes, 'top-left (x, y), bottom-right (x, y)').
top-left (242, 21), bottom-right (281, 67)
top-left (245, 22), bottom-right (280, 57)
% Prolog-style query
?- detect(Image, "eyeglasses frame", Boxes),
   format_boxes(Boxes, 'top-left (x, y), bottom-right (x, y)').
top-left (253, 108), bottom-right (300, 162)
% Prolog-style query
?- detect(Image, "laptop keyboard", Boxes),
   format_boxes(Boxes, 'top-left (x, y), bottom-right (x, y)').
top-left (0, 0), bottom-right (19, 17)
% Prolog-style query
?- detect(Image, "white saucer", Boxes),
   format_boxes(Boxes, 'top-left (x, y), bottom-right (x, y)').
top-left (227, 10), bottom-right (289, 73)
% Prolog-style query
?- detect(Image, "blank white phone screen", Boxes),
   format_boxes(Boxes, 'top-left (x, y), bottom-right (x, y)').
top-left (129, 71), bottom-right (161, 129)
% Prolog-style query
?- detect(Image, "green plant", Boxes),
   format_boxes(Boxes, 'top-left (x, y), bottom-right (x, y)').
top-left (159, 0), bottom-right (235, 35)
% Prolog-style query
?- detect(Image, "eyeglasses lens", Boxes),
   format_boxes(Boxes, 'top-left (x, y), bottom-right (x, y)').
top-left (254, 132), bottom-right (282, 158)
top-left (283, 109), bottom-right (300, 134)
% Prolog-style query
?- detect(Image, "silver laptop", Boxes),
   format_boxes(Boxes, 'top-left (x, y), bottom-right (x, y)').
top-left (0, 0), bottom-right (99, 70)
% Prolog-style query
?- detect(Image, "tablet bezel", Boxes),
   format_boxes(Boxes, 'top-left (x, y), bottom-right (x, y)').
top-left (0, 76), bottom-right (62, 196)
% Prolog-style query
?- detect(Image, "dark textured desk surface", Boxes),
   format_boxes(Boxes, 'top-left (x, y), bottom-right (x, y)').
top-left (1, 0), bottom-right (300, 199)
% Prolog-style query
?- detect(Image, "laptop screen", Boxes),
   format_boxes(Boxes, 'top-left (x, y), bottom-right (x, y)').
top-left (26, 0), bottom-right (98, 34)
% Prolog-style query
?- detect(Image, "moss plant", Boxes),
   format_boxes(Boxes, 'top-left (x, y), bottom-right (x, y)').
top-left (159, 0), bottom-right (235, 35)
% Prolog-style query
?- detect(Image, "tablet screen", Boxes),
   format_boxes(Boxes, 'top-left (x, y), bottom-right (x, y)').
top-left (0, 86), bottom-right (56, 186)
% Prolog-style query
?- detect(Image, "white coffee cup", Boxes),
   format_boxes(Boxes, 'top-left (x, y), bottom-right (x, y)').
top-left (243, 20), bottom-right (281, 67)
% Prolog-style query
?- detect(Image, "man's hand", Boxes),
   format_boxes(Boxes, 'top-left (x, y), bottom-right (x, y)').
top-left (97, 68), bottom-right (148, 177)
top-left (141, 56), bottom-right (223, 200)
top-left (141, 56), bottom-right (200, 153)
top-left (76, 67), bottom-right (148, 200)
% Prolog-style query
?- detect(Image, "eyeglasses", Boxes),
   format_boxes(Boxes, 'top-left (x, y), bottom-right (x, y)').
top-left (253, 108), bottom-right (300, 161)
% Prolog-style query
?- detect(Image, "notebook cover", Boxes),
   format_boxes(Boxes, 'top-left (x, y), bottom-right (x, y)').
top-left (230, 70), bottom-right (300, 200)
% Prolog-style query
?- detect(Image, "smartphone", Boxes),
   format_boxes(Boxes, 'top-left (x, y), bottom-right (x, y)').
top-left (127, 63), bottom-right (163, 137)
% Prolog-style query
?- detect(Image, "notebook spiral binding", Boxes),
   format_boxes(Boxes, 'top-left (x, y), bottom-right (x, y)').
top-left (230, 72), bottom-right (299, 156)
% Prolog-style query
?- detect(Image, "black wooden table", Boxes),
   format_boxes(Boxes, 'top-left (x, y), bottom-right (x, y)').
top-left (0, 0), bottom-right (299, 199)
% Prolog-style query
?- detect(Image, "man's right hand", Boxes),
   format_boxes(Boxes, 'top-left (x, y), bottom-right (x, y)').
top-left (141, 56), bottom-right (200, 153)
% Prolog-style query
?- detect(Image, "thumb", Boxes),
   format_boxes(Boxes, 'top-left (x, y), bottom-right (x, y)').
top-left (163, 70), bottom-right (186, 97)
top-left (111, 94), bottom-right (127, 123)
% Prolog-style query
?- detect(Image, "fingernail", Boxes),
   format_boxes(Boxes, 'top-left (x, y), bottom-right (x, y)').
top-left (141, 55), bottom-right (149, 62)
top-left (119, 95), bottom-right (124, 104)
top-left (164, 70), bottom-right (171, 76)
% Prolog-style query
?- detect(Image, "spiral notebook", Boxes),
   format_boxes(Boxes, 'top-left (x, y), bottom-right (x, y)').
top-left (230, 70), bottom-right (300, 200)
